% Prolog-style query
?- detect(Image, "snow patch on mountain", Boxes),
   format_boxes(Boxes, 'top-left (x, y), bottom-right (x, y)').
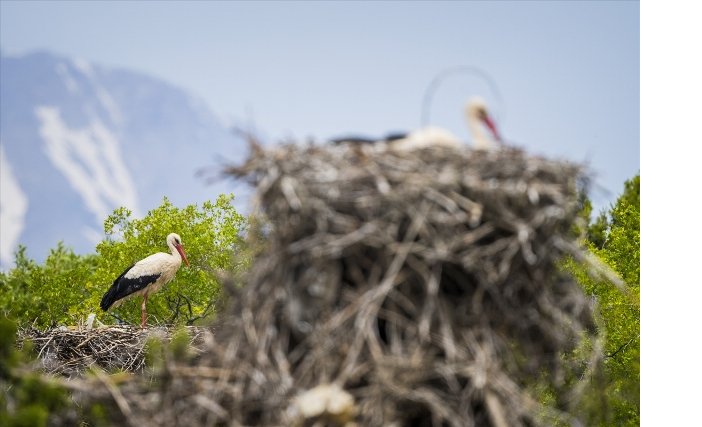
top-left (94, 82), bottom-right (123, 126)
top-left (1, 50), bottom-right (246, 266)
top-left (71, 58), bottom-right (123, 125)
top-left (0, 143), bottom-right (28, 265)
top-left (71, 57), bottom-right (93, 76)
top-left (35, 105), bottom-right (140, 226)
top-left (55, 62), bottom-right (80, 95)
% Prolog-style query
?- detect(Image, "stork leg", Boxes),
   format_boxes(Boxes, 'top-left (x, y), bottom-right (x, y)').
top-left (141, 294), bottom-right (149, 329)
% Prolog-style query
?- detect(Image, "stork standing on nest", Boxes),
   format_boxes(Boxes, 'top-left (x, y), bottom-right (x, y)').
top-left (100, 233), bottom-right (190, 328)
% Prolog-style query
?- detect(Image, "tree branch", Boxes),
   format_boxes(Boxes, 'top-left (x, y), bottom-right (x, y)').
top-left (606, 335), bottom-right (639, 359)
top-left (166, 294), bottom-right (184, 325)
top-left (184, 296), bottom-right (216, 326)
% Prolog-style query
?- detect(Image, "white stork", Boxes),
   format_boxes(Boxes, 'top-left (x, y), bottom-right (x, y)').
top-left (329, 96), bottom-right (503, 152)
top-left (388, 96), bottom-right (502, 152)
top-left (100, 233), bottom-right (190, 328)
top-left (465, 96), bottom-right (502, 149)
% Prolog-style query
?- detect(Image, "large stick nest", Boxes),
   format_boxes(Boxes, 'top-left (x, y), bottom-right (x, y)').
top-left (46, 141), bottom-right (604, 426)
top-left (18, 325), bottom-right (212, 378)
top-left (212, 142), bottom-right (599, 426)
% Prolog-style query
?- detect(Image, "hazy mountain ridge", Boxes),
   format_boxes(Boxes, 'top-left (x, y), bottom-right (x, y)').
top-left (0, 51), bottom-right (244, 267)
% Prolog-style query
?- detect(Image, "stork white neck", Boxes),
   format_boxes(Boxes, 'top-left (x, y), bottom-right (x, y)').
top-left (465, 97), bottom-right (501, 150)
top-left (468, 117), bottom-right (490, 150)
top-left (168, 240), bottom-right (180, 261)
top-left (166, 233), bottom-right (190, 266)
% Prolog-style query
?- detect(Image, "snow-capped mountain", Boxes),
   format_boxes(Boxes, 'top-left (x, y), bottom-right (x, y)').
top-left (0, 51), bottom-right (246, 268)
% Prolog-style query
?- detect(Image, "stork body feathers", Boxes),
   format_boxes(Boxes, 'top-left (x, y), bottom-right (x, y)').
top-left (100, 258), bottom-right (167, 311)
top-left (389, 126), bottom-right (462, 151)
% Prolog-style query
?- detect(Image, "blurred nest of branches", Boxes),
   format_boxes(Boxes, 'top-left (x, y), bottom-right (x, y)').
top-left (210, 141), bottom-right (600, 426)
top-left (41, 141), bottom-right (606, 426)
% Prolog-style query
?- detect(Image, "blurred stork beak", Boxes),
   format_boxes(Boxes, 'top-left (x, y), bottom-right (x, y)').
top-left (482, 114), bottom-right (502, 143)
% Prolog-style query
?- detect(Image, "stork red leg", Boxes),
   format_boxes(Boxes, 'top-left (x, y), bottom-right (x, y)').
top-left (141, 294), bottom-right (149, 328)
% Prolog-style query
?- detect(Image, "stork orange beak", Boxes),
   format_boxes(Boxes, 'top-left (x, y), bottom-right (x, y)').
top-left (176, 244), bottom-right (190, 266)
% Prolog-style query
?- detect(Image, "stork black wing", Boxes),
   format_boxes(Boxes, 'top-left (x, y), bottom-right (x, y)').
top-left (100, 264), bottom-right (161, 311)
top-left (329, 135), bottom-right (377, 145)
top-left (383, 131), bottom-right (409, 142)
top-left (329, 131), bottom-right (409, 145)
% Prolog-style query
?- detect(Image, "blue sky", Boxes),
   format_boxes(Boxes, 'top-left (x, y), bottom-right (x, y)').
top-left (1, 1), bottom-right (638, 213)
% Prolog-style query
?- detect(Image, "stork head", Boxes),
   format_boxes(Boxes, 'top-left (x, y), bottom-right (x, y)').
top-left (167, 233), bottom-right (190, 266)
top-left (466, 97), bottom-right (501, 143)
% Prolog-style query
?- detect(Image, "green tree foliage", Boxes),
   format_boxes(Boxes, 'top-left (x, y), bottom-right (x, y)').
top-left (565, 174), bottom-right (640, 425)
top-left (0, 194), bottom-right (247, 328)
top-left (90, 193), bottom-right (247, 326)
top-left (0, 245), bottom-right (96, 328)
